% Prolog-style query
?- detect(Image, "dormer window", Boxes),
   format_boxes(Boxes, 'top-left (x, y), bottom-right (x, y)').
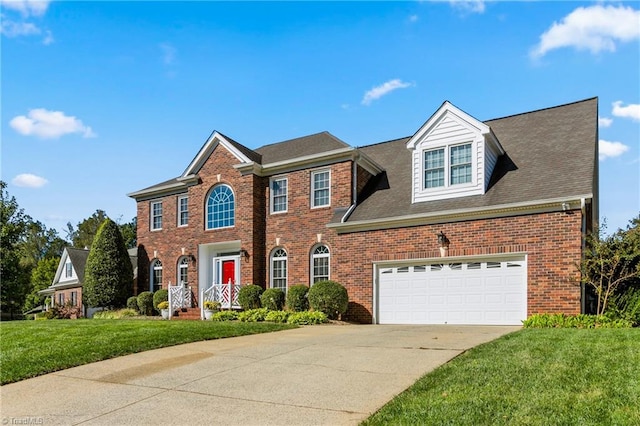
top-left (408, 101), bottom-right (504, 204)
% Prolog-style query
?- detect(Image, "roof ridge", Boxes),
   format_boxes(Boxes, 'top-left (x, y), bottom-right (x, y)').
top-left (359, 136), bottom-right (412, 149)
top-left (258, 131), bottom-right (337, 150)
top-left (484, 97), bottom-right (598, 123)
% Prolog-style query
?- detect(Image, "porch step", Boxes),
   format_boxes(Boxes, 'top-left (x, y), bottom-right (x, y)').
top-left (171, 308), bottom-right (201, 320)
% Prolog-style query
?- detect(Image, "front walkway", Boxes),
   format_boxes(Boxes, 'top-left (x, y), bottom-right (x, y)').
top-left (0, 324), bottom-right (519, 425)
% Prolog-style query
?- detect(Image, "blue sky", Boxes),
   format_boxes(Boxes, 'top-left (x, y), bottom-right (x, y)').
top-left (2, 1), bottom-right (639, 236)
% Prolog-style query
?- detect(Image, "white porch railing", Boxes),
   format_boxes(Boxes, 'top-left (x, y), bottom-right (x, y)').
top-left (168, 282), bottom-right (192, 319)
top-left (201, 281), bottom-right (241, 319)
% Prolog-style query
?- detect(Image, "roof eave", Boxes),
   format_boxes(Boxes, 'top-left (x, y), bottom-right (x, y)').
top-left (127, 180), bottom-right (192, 201)
top-left (327, 195), bottom-right (593, 234)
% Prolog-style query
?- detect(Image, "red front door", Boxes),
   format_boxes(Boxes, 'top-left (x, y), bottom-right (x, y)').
top-left (222, 260), bottom-right (235, 285)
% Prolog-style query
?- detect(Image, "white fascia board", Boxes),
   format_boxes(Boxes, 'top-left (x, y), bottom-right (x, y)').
top-left (127, 180), bottom-right (189, 200)
top-left (406, 101), bottom-right (490, 150)
top-left (355, 151), bottom-right (384, 176)
top-left (373, 252), bottom-right (528, 268)
top-left (234, 162), bottom-right (263, 176)
top-left (182, 131), bottom-right (252, 177)
top-left (327, 195), bottom-right (593, 234)
top-left (51, 248), bottom-right (69, 286)
top-left (486, 128), bottom-right (505, 155)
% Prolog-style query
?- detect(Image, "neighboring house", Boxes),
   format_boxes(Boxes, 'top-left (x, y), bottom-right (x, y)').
top-left (40, 247), bottom-right (138, 317)
top-left (128, 98), bottom-right (598, 325)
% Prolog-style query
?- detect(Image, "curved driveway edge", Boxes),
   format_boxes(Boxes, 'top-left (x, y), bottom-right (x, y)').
top-left (1, 325), bottom-right (519, 425)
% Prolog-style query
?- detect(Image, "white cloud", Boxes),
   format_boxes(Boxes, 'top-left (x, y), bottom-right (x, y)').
top-left (530, 5), bottom-right (640, 59)
top-left (12, 173), bottom-right (48, 188)
top-left (0, 0), bottom-right (51, 17)
top-left (159, 42), bottom-right (176, 65)
top-left (449, 1), bottom-right (486, 14)
top-left (408, 14), bottom-right (419, 23)
top-left (612, 101), bottom-right (640, 121)
top-left (599, 139), bottom-right (629, 161)
top-left (10, 108), bottom-right (97, 139)
top-left (0, 18), bottom-right (40, 37)
top-left (362, 79), bottom-right (413, 106)
top-left (1, 0), bottom-right (52, 43)
top-left (598, 116), bottom-right (613, 128)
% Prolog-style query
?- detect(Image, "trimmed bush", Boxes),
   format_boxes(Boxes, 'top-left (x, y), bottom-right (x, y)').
top-left (210, 310), bottom-right (238, 321)
top-left (153, 289), bottom-right (168, 311)
top-left (286, 285), bottom-right (309, 312)
top-left (238, 308), bottom-right (269, 322)
top-left (126, 296), bottom-right (138, 311)
top-left (287, 311), bottom-right (328, 325)
top-left (261, 288), bottom-right (285, 311)
top-left (308, 280), bottom-right (348, 320)
top-left (137, 291), bottom-right (154, 316)
top-left (265, 310), bottom-right (289, 323)
top-left (238, 285), bottom-right (263, 310)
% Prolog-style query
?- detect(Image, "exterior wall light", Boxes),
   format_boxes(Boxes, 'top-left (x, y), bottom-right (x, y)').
top-left (437, 231), bottom-right (450, 257)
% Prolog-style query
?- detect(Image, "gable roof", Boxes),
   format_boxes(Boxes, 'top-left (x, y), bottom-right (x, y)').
top-left (66, 247), bottom-right (90, 283)
top-left (255, 131), bottom-right (351, 164)
top-left (331, 97), bottom-right (598, 230)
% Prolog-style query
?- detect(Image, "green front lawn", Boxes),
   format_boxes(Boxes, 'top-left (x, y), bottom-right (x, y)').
top-left (364, 329), bottom-right (640, 426)
top-left (0, 319), bottom-right (295, 385)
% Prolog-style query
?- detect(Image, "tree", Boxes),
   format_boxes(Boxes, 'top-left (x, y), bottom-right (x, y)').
top-left (580, 218), bottom-right (640, 315)
top-left (19, 220), bottom-right (66, 269)
top-left (118, 216), bottom-right (137, 249)
top-left (65, 209), bottom-right (108, 249)
top-left (83, 218), bottom-right (134, 309)
top-left (23, 257), bottom-right (59, 312)
top-left (1, 182), bottom-right (34, 319)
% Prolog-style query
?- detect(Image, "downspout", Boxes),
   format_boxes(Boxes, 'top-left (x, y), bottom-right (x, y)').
top-left (341, 154), bottom-right (359, 223)
top-left (580, 197), bottom-right (586, 314)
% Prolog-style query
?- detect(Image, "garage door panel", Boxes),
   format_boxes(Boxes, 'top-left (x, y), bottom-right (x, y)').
top-left (378, 257), bottom-right (526, 325)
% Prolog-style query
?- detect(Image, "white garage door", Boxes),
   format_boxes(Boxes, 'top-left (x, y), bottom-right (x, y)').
top-left (377, 258), bottom-right (526, 325)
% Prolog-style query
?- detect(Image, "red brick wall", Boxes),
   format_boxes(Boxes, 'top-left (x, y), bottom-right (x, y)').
top-left (53, 287), bottom-right (83, 317)
top-left (136, 145), bottom-right (266, 301)
top-left (332, 210), bottom-right (583, 323)
top-left (264, 162), bottom-right (351, 286)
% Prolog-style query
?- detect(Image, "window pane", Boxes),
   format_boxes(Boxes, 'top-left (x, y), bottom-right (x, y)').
top-left (178, 196), bottom-right (189, 226)
top-left (312, 171), bottom-right (330, 207)
top-left (424, 149), bottom-right (445, 188)
top-left (272, 178), bottom-right (287, 212)
top-left (311, 245), bottom-right (330, 283)
top-left (450, 144), bottom-right (472, 184)
top-left (151, 202), bottom-right (163, 230)
top-left (207, 185), bottom-right (235, 229)
top-left (271, 249), bottom-right (287, 290)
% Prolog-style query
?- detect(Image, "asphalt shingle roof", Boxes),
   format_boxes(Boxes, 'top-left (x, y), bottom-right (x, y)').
top-left (255, 131), bottom-right (350, 164)
top-left (346, 97), bottom-right (597, 222)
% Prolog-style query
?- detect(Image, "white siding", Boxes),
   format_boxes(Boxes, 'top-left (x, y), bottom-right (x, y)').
top-left (484, 142), bottom-right (500, 191)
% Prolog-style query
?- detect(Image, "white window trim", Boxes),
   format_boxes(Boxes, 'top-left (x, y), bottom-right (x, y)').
top-left (422, 141), bottom-right (475, 192)
top-left (205, 184), bottom-right (236, 230)
top-left (310, 244), bottom-right (330, 284)
top-left (177, 195), bottom-right (189, 227)
top-left (270, 248), bottom-right (288, 290)
top-left (150, 200), bottom-right (163, 231)
top-left (270, 176), bottom-right (288, 214)
top-left (310, 169), bottom-right (331, 209)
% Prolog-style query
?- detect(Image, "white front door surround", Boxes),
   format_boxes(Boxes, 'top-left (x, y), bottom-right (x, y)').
top-left (374, 254), bottom-right (527, 325)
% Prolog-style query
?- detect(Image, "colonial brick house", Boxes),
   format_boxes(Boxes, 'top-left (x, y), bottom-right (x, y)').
top-left (128, 97), bottom-right (598, 325)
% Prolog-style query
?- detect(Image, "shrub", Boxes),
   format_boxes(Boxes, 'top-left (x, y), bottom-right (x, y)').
top-left (93, 308), bottom-right (138, 319)
top-left (44, 301), bottom-right (82, 319)
top-left (522, 313), bottom-right (633, 328)
top-left (137, 291), bottom-right (154, 316)
top-left (157, 301), bottom-right (169, 310)
top-left (308, 280), bottom-right (348, 320)
top-left (153, 289), bottom-right (169, 311)
top-left (286, 285), bottom-right (309, 312)
top-left (238, 308), bottom-right (269, 322)
top-left (287, 311), bottom-right (328, 325)
top-left (238, 285), bottom-right (263, 310)
top-left (265, 310), bottom-right (289, 323)
top-left (261, 288), bottom-right (285, 311)
top-left (607, 288), bottom-right (640, 326)
top-left (126, 296), bottom-right (138, 311)
top-left (210, 310), bottom-right (238, 321)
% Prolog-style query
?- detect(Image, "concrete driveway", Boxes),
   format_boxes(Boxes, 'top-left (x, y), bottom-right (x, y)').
top-left (1, 324), bottom-right (519, 425)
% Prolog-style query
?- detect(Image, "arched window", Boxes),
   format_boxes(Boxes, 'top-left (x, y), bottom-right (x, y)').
top-left (270, 248), bottom-right (287, 290)
top-left (311, 245), bottom-right (330, 284)
top-left (206, 185), bottom-right (235, 229)
top-left (178, 257), bottom-right (189, 285)
top-left (151, 259), bottom-right (163, 292)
